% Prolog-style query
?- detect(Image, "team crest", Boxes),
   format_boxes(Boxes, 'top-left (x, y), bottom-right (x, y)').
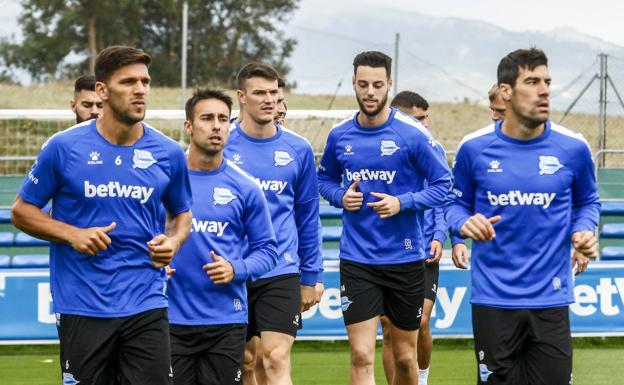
top-left (380, 140), bottom-right (400, 156)
top-left (341, 296), bottom-right (353, 311)
top-left (213, 187), bottom-right (237, 205)
top-left (63, 372), bottom-right (80, 385)
top-left (132, 149), bottom-right (157, 169)
top-left (539, 156), bottom-right (563, 175)
top-left (479, 364), bottom-right (493, 382)
top-left (274, 151), bottom-right (294, 166)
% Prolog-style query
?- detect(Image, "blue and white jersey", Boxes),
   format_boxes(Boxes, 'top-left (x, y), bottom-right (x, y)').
top-left (445, 120), bottom-right (600, 308)
top-left (167, 160), bottom-right (278, 326)
top-left (18, 119), bottom-right (192, 317)
top-left (317, 108), bottom-right (452, 265)
top-left (223, 122), bottom-right (321, 286)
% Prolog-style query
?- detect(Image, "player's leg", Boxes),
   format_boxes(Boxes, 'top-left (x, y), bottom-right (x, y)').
top-left (472, 305), bottom-right (528, 385)
top-left (380, 315), bottom-right (394, 384)
top-left (254, 339), bottom-right (268, 385)
top-left (258, 331), bottom-right (295, 385)
top-left (198, 325), bottom-right (247, 385)
top-left (243, 337), bottom-right (259, 385)
top-left (387, 322), bottom-right (419, 385)
top-left (243, 282), bottom-right (261, 385)
top-left (382, 260), bottom-right (425, 385)
top-left (58, 313), bottom-right (119, 385)
top-left (346, 317), bottom-right (380, 385)
top-left (525, 306), bottom-right (573, 385)
top-left (117, 308), bottom-right (173, 385)
top-left (417, 262), bottom-right (439, 385)
top-left (340, 259), bottom-right (384, 385)
top-left (254, 275), bottom-right (301, 385)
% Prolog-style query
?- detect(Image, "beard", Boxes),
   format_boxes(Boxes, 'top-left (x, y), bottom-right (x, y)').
top-left (108, 94), bottom-right (145, 125)
top-left (356, 91), bottom-right (388, 117)
top-left (510, 102), bottom-right (548, 130)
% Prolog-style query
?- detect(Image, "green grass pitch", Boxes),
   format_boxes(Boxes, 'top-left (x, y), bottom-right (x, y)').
top-left (1, 339), bottom-right (623, 384)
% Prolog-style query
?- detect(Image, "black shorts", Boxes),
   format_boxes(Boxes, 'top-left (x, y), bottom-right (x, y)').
top-left (340, 259), bottom-right (425, 331)
top-left (170, 324), bottom-right (246, 385)
top-left (246, 274), bottom-right (301, 340)
top-left (472, 304), bottom-right (572, 385)
top-left (58, 308), bottom-right (172, 385)
top-left (424, 262), bottom-right (440, 302)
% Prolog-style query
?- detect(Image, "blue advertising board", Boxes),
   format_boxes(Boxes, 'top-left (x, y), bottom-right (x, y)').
top-left (1, 261), bottom-right (624, 342)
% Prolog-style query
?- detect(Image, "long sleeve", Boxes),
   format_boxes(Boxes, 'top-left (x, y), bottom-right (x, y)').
top-left (294, 147), bottom-right (321, 286)
top-left (445, 144), bottom-right (475, 237)
top-left (318, 132), bottom-right (346, 208)
top-left (230, 187), bottom-right (278, 283)
top-left (570, 143), bottom-right (600, 233)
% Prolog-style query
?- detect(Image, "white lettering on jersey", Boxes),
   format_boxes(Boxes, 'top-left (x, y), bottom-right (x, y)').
top-left (254, 178), bottom-right (288, 194)
top-left (487, 190), bottom-right (556, 209)
top-left (84, 181), bottom-right (154, 204)
top-left (345, 168), bottom-right (396, 184)
top-left (191, 218), bottom-right (229, 236)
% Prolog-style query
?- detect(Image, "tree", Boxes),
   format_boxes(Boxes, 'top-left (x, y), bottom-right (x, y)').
top-left (0, 0), bottom-right (299, 86)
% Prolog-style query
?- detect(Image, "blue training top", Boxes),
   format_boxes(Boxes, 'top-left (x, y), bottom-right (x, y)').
top-left (223, 122), bottom-right (321, 286)
top-left (18, 119), bottom-right (192, 317)
top-left (445, 120), bottom-right (600, 308)
top-left (317, 108), bottom-right (452, 265)
top-left (167, 160), bottom-right (278, 326)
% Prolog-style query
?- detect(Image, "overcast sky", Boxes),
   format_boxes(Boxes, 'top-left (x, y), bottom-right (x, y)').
top-left (1, 0), bottom-right (622, 46)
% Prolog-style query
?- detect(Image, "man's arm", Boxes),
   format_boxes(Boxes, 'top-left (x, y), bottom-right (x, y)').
top-left (317, 132), bottom-right (346, 208)
top-left (148, 210), bottom-right (192, 268)
top-left (228, 186), bottom-right (278, 283)
top-left (12, 196), bottom-right (116, 256)
top-left (570, 143), bottom-right (601, 258)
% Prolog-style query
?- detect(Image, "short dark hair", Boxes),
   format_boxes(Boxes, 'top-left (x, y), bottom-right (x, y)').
top-left (497, 48), bottom-right (548, 87)
top-left (74, 75), bottom-right (96, 92)
top-left (353, 51), bottom-right (392, 78)
top-left (185, 88), bottom-right (233, 120)
top-left (277, 77), bottom-right (286, 88)
top-left (94, 46), bottom-right (151, 83)
top-left (390, 91), bottom-right (428, 110)
top-left (236, 62), bottom-right (280, 90)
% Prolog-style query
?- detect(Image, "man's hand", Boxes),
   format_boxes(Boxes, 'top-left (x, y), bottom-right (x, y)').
top-left (342, 179), bottom-right (363, 211)
top-left (426, 240), bottom-right (443, 263)
top-left (314, 282), bottom-right (325, 304)
top-left (147, 234), bottom-right (181, 268)
top-left (203, 251), bottom-right (234, 284)
top-left (451, 243), bottom-right (470, 269)
top-left (165, 265), bottom-right (176, 279)
top-left (300, 284), bottom-right (316, 312)
top-left (571, 250), bottom-right (589, 275)
top-left (572, 231), bottom-right (598, 259)
top-left (67, 221), bottom-right (116, 256)
top-left (460, 214), bottom-right (501, 241)
top-left (367, 192), bottom-right (400, 219)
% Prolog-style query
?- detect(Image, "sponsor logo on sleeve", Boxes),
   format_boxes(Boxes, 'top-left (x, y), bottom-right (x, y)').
top-left (380, 140), bottom-right (400, 156)
top-left (132, 149), bottom-right (157, 169)
top-left (539, 155), bottom-right (564, 175)
top-left (213, 187), bottom-right (236, 205)
top-left (274, 150), bottom-right (294, 166)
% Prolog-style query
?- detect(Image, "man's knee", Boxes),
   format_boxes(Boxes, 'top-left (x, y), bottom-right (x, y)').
top-left (350, 344), bottom-right (375, 368)
top-left (394, 350), bottom-right (417, 373)
top-left (263, 345), bottom-right (291, 372)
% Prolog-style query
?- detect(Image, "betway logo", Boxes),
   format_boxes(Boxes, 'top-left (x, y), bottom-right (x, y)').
top-left (191, 218), bottom-right (229, 236)
top-left (84, 181), bottom-right (154, 204)
top-left (487, 190), bottom-right (555, 209)
top-left (345, 168), bottom-right (396, 184)
top-left (255, 178), bottom-right (288, 194)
